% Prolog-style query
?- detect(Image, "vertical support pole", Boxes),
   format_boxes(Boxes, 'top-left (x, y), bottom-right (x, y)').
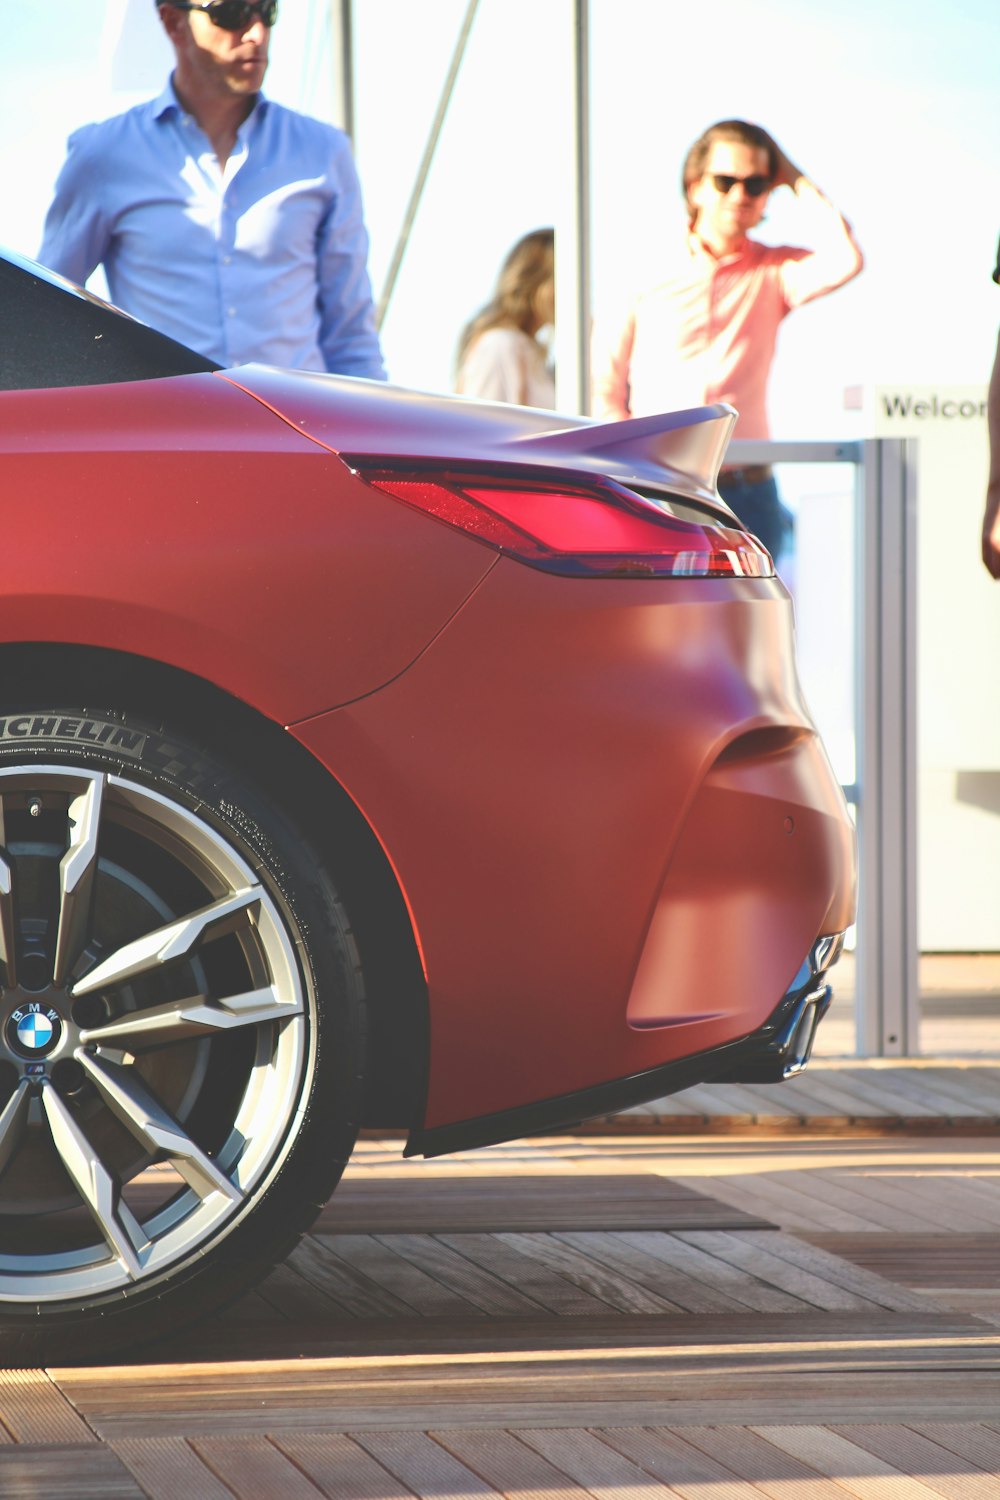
top-left (855, 437), bottom-right (920, 1055)
top-left (329, 0), bottom-right (354, 138)
top-left (375, 0), bottom-right (480, 330)
top-left (555, 0), bottom-right (591, 415)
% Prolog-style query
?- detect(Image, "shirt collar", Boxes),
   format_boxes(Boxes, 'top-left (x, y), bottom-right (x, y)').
top-left (686, 230), bottom-right (759, 268)
top-left (152, 76), bottom-right (269, 126)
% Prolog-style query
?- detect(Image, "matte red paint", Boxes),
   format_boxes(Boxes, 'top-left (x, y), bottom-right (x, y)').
top-left (0, 362), bottom-right (856, 1139)
top-left (290, 557), bottom-right (855, 1129)
top-left (0, 377), bottom-right (494, 720)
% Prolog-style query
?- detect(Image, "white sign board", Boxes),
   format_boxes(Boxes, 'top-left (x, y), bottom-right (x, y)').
top-left (862, 385), bottom-right (999, 950)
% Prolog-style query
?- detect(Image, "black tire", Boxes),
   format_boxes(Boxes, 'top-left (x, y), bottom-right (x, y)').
top-left (0, 702), bottom-right (364, 1362)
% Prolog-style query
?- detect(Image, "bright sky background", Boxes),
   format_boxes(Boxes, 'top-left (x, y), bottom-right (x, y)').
top-left (2, 0), bottom-right (998, 439)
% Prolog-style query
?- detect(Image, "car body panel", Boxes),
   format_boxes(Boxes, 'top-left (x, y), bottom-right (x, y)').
top-left (0, 375), bottom-right (496, 720)
top-left (291, 556), bottom-right (855, 1130)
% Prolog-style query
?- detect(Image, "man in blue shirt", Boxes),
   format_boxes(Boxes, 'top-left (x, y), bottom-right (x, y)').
top-left (39, 0), bottom-right (386, 379)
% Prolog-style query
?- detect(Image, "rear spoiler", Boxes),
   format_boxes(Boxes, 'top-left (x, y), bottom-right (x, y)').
top-left (219, 365), bottom-right (737, 507)
top-left (507, 404), bottom-right (737, 503)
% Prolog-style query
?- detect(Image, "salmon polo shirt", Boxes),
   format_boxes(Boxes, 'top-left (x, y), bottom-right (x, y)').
top-left (592, 232), bottom-right (853, 439)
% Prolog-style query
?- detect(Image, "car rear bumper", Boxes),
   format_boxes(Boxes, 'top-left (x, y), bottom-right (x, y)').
top-left (292, 560), bottom-right (857, 1137)
top-left (405, 931), bottom-right (845, 1157)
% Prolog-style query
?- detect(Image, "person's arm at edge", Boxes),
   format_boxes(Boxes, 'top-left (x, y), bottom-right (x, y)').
top-left (316, 133), bottom-right (387, 381)
top-left (983, 328), bottom-right (1000, 579)
top-left (37, 129), bottom-right (110, 288)
top-left (770, 138), bottom-right (864, 305)
top-left (590, 305), bottom-right (635, 421)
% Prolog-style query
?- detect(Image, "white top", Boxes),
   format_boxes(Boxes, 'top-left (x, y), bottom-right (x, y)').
top-left (456, 326), bottom-right (556, 408)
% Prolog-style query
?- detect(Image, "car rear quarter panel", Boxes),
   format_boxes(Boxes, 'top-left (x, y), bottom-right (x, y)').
top-left (291, 558), bottom-right (856, 1131)
top-left (0, 375), bottom-right (495, 719)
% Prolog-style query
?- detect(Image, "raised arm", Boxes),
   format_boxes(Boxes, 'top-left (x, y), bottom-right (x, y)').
top-left (768, 136), bottom-right (864, 305)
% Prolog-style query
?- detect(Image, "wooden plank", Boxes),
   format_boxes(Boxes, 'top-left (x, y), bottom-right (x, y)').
top-left (215, 1290), bottom-right (276, 1324)
top-left (369, 1234), bottom-right (549, 1317)
top-left (192, 1434), bottom-right (348, 1500)
top-left (669, 1170), bottom-right (825, 1232)
top-left (713, 1171), bottom-right (886, 1233)
top-left (663, 1084), bottom-right (756, 1124)
top-left (515, 1425), bottom-right (688, 1499)
top-left (880, 1173), bottom-right (1000, 1231)
top-left (434, 1232), bottom-right (617, 1316)
top-left (757, 1073), bottom-right (893, 1119)
top-left (432, 1427), bottom-right (597, 1499)
top-left (0, 1369), bottom-right (98, 1446)
top-left (751, 1424), bottom-right (959, 1500)
top-left (618, 1092), bottom-right (708, 1117)
top-left (51, 1330), bottom-right (1000, 1439)
top-left (674, 1423), bottom-right (872, 1496)
top-left (254, 1259), bottom-right (351, 1322)
top-left (111, 1438), bottom-right (235, 1500)
top-left (799, 1234), bottom-right (1000, 1289)
top-left (494, 1232), bottom-right (685, 1314)
top-left (0, 1445), bottom-right (144, 1500)
top-left (698, 1230), bottom-right (939, 1313)
top-left (810, 1071), bottom-right (944, 1120)
top-left (317, 1235), bottom-right (488, 1318)
top-left (149, 1311), bottom-right (989, 1365)
top-left (287, 1237), bottom-right (416, 1319)
top-left (830, 1424), bottom-right (1000, 1498)
top-left (675, 1081), bottom-right (806, 1120)
top-left (271, 1432), bottom-right (419, 1500)
top-left (907, 1424), bottom-right (1000, 1474)
top-left (51, 1373), bottom-right (1000, 1437)
top-left (552, 1230), bottom-right (786, 1315)
top-left (673, 1231), bottom-right (890, 1311)
top-left (597, 1425), bottom-right (767, 1496)
top-left (352, 1430), bottom-right (501, 1497)
top-left (927, 1172), bottom-right (1000, 1222)
top-left (925, 1291), bottom-right (1000, 1322)
top-left (736, 1079), bottom-right (847, 1119)
top-left (756, 1168), bottom-right (949, 1233)
top-left (835, 1166), bottom-right (1000, 1233)
top-left (315, 1174), bottom-right (768, 1233)
top-left (918, 1069), bottom-right (1000, 1116)
top-left (704, 1165), bottom-right (897, 1234)
top-left (609, 1230), bottom-right (819, 1314)
top-left (839, 1070), bottom-right (988, 1120)
top-left (854, 1071), bottom-right (998, 1120)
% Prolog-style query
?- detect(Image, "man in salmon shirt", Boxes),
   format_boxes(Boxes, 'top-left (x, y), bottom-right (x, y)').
top-left (591, 120), bottom-right (863, 563)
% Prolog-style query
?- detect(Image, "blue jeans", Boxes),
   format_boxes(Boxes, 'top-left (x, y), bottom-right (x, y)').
top-left (717, 472), bottom-right (793, 564)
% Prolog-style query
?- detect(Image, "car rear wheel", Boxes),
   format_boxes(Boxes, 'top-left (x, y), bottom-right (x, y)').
top-left (0, 705), bottom-right (364, 1361)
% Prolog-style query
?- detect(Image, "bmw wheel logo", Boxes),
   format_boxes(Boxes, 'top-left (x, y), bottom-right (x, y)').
top-left (6, 1004), bottom-right (62, 1058)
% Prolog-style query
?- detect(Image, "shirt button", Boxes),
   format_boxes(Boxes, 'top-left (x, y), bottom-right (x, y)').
top-left (222, 255), bottom-right (232, 265)
top-left (227, 307), bottom-right (236, 317)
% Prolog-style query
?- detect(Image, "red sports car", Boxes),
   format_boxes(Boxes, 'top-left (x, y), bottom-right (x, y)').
top-left (0, 250), bottom-right (855, 1357)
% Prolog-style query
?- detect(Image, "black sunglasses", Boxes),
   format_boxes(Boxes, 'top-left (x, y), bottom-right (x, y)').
top-left (170, 0), bottom-right (278, 31)
top-left (710, 173), bottom-right (771, 198)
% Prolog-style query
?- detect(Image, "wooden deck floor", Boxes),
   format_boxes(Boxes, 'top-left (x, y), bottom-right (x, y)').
top-left (3, 1127), bottom-right (1000, 1498)
top-left (601, 1061), bottom-right (1000, 1134)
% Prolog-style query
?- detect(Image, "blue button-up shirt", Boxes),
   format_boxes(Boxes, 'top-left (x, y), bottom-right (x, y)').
top-left (39, 81), bottom-right (386, 379)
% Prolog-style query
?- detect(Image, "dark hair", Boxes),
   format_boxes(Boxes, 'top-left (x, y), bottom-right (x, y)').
top-left (457, 228), bottom-right (555, 368)
top-left (682, 120), bottom-right (778, 214)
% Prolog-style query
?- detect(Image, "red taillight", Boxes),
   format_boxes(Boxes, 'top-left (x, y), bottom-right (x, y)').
top-left (357, 470), bottom-right (773, 579)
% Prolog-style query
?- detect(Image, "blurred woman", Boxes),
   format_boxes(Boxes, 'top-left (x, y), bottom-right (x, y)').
top-left (455, 228), bottom-right (555, 407)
